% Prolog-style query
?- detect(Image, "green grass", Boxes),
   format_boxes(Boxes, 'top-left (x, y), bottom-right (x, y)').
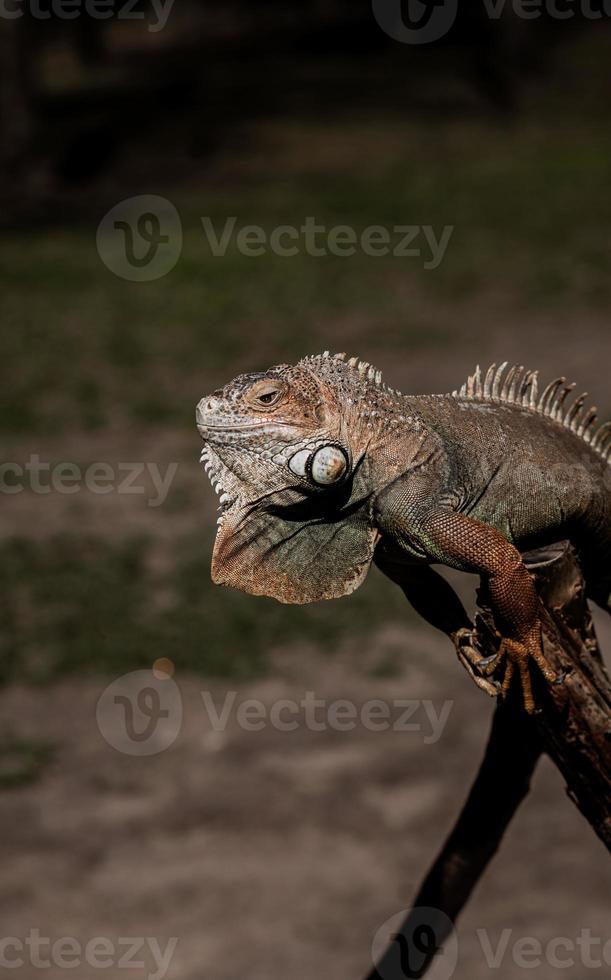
top-left (0, 533), bottom-right (417, 684)
top-left (0, 734), bottom-right (55, 789)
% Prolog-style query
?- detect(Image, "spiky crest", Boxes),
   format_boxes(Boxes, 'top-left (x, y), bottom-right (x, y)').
top-left (453, 362), bottom-right (611, 462)
top-left (302, 351), bottom-right (399, 396)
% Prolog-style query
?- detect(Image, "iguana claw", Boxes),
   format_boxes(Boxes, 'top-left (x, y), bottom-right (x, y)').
top-left (453, 629), bottom-right (501, 699)
top-left (454, 626), bottom-right (559, 713)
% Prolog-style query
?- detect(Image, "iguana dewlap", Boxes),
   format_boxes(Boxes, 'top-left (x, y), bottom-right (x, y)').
top-left (196, 353), bottom-right (611, 711)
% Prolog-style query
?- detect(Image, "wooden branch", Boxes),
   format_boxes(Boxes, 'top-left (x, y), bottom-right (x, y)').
top-left (367, 542), bottom-right (611, 980)
top-left (512, 542), bottom-right (611, 847)
top-left (366, 703), bottom-right (541, 980)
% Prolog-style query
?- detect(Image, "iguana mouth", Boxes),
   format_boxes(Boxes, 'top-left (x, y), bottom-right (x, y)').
top-left (197, 421), bottom-right (296, 433)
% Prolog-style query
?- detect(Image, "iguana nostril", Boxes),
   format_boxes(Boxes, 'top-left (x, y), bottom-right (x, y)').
top-left (196, 396), bottom-right (220, 426)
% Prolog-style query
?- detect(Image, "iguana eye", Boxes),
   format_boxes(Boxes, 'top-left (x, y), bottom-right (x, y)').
top-left (308, 445), bottom-right (349, 486)
top-left (246, 381), bottom-right (285, 409)
top-left (258, 390), bottom-right (277, 405)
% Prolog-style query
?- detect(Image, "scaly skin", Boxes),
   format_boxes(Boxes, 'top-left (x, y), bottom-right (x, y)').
top-left (196, 354), bottom-right (611, 712)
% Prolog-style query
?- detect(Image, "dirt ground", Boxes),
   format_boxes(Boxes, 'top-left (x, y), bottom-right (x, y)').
top-left (1, 606), bottom-right (611, 980)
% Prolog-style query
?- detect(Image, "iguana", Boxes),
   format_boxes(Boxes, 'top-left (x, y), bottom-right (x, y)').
top-left (196, 353), bottom-right (611, 712)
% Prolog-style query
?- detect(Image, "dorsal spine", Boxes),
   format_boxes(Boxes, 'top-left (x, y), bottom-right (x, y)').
top-left (452, 362), bottom-right (611, 462)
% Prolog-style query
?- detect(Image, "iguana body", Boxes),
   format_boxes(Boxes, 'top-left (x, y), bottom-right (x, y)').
top-left (196, 354), bottom-right (611, 711)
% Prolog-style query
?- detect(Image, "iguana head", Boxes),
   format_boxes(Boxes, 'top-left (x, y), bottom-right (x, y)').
top-left (196, 352), bottom-right (408, 603)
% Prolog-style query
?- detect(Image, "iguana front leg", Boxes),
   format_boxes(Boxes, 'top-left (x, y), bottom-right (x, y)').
top-left (376, 484), bottom-right (558, 712)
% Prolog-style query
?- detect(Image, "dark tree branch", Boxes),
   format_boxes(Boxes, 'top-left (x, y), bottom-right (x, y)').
top-left (367, 542), bottom-right (611, 980)
top-left (517, 543), bottom-right (611, 847)
top-left (366, 702), bottom-right (541, 980)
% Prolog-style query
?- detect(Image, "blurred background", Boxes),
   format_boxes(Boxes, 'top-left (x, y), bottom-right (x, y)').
top-left (1, 3), bottom-right (611, 978)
